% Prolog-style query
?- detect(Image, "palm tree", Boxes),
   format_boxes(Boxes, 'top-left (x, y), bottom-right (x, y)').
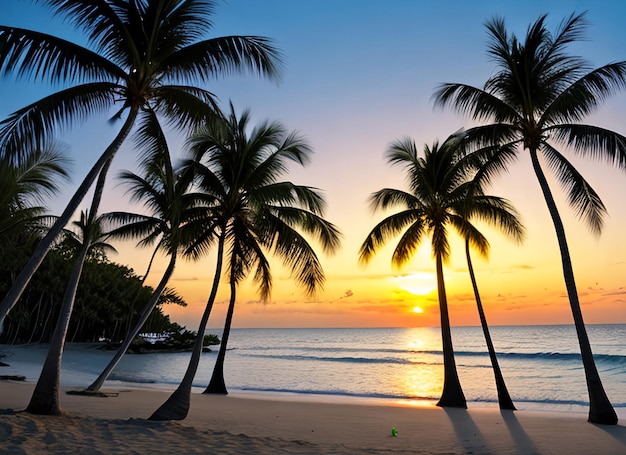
top-left (149, 103), bottom-right (342, 420)
top-left (0, 0), bottom-right (282, 329)
top-left (461, 185), bottom-right (524, 409)
top-left (360, 132), bottom-right (521, 408)
top-left (85, 110), bottom-right (200, 392)
top-left (26, 209), bottom-right (116, 415)
top-left (433, 12), bottom-right (626, 424)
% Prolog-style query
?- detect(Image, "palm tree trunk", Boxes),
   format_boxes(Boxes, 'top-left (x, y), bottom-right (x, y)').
top-left (123, 243), bottom-right (162, 336)
top-left (0, 107), bottom-right (139, 332)
top-left (530, 149), bottom-right (617, 425)
top-left (26, 295), bottom-right (44, 344)
top-left (140, 244), bottom-right (161, 285)
top-left (204, 277), bottom-right (236, 395)
top-left (25, 242), bottom-right (90, 415)
top-left (86, 252), bottom-right (177, 392)
top-left (149, 233), bottom-right (226, 421)
top-left (465, 239), bottom-right (515, 410)
top-left (435, 252), bottom-right (466, 408)
top-left (25, 157), bottom-right (114, 414)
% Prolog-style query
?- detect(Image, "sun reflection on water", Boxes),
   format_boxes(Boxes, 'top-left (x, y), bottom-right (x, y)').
top-left (391, 328), bottom-right (444, 401)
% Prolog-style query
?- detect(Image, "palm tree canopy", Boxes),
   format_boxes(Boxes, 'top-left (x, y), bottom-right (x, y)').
top-left (101, 109), bottom-right (202, 256)
top-left (359, 132), bottom-right (523, 267)
top-left (59, 209), bottom-right (117, 261)
top-left (0, 0), bottom-right (283, 162)
top-left (184, 102), bottom-right (342, 299)
top-left (433, 11), bottom-right (626, 236)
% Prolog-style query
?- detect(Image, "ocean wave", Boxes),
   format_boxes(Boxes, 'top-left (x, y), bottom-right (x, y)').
top-left (234, 386), bottom-right (433, 401)
top-left (240, 347), bottom-right (626, 365)
top-left (240, 353), bottom-right (432, 365)
top-left (231, 386), bottom-right (626, 409)
top-left (239, 351), bottom-right (626, 368)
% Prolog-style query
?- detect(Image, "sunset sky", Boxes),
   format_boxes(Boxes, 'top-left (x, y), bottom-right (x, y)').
top-left (2, 0), bottom-right (625, 330)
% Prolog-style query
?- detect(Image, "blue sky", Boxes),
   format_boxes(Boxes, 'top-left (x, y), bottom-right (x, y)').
top-left (1, 0), bottom-right (625, 328)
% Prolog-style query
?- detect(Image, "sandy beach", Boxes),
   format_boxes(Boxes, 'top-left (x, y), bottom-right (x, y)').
top-left (0, 381), bottom-right (624, 454)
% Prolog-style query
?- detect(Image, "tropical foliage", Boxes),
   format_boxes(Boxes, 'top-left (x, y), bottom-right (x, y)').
top-left (433, 11), bottom-right (626, 424)
top-left (85, 110), bottom-right (203, 392)
top-left (360, 132), bottom-right (523, 408)
top-left (0, 245), bottom-right (186, 345)
top-left (0, 0), bottom-right (283, 326)
top-left (149, 103), bottom-right (342, 420)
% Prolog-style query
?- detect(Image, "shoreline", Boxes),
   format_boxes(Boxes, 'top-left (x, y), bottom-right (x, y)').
top-left (2, 341), bottom-right (624, 420)
top-left (2, 381), bottom-right (626, 454)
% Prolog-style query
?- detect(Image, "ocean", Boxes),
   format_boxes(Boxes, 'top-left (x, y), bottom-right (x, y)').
top-left (2, 324), bottom-right (626, 417)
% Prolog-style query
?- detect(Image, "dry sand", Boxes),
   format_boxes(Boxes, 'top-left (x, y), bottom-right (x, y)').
top-left (1, 381), bottom-right (626, 454)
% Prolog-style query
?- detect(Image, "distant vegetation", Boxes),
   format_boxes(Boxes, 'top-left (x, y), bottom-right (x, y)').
top-left (125, 330), bottom-right (221, 353)
top-left (0, 233), bottom-right (189, 345)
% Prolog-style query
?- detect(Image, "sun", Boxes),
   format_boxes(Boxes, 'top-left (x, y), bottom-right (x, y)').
top-left (393, 272), bottom-right (437, 296)
top-left (412, 306), bottom-right (424, 314)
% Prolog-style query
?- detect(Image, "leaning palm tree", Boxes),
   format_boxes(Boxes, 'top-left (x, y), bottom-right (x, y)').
top-left (360, 132), bottom-right (520, 408)
top-left (460, 181), bottom-right (524, 409)
top-left (85, 110), bottom-right (200, 392)
top-left (0, 0), bottom-right (282, 329)
top-left (149, 103), bottom-right (342, 420)
top-left (433, 12), bottom-right (626, 424)
top-left (26, 209), bottom-right (116, 415)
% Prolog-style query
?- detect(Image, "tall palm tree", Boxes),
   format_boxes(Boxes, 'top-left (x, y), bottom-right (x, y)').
top-left (433, 12), bottom-right (626, 424)
top-left (0, 0), bottom-right (282, 329)
top-left (85, 110), bottom-right (200, 392)
top-left (149, 103), bottom-right (342, 420)
top-left (360, 132), bottom-right (520, 408)
top-left (26, 209), bottom-right (116, 415)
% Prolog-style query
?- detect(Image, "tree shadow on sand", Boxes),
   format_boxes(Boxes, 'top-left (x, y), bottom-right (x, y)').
top-left (591, 420), bottom-right (626, 446)
top-left (443, 408), bottom-right (489, 454)
top-left (445, 407), bottom-right (547, 454)
top-left (499, 409), bottom-right (540, 454)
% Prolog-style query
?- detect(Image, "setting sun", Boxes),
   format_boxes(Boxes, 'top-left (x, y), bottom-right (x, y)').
top-left (412, 306), bottom-right (424, 314)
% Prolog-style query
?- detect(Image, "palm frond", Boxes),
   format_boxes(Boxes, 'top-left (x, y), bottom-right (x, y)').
top-left (391, 220), bottom-right (429, 268)
top-left (0, 82), bottom-right (119, 162)
top-left (544, 62), bottom-right (626, 124)
top-left (433, 83), bottom-right (519, 123)
top-left (6, 141), bottom-right (71, 205)
top-left (467, 195), bottom-right (525, 243)
top-left (359, 210), bottom-right (422, 265)
top-left (262, 213), bottom-right (325, 296)
top-left (368, 188), bottom-right (420, 213)
top-left (253, 182), bottom-right (327, 214)
top-left (541, 143), bottom-right (606, 235)
top-left (160, 35), bottom-right (283, 84)
top-left (449, 215), bottom-right (490, 258)
top-left (264, 206), bottom-right (341, 255)
top-left (152, 85), bottom-right (220, 131)
top-left (548, 124), bottom-right (626, 169)
top-left (36, 0), bottom-right (126, 54)
top-left (0, 25), bottom-right (125, 84)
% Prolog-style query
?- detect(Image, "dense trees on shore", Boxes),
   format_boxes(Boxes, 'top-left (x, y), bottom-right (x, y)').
top-left (0, 237), bottom-right (185, 345)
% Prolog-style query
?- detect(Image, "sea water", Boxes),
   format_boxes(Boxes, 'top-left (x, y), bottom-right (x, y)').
top-left (2, 325), bottom-right (626, 416)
